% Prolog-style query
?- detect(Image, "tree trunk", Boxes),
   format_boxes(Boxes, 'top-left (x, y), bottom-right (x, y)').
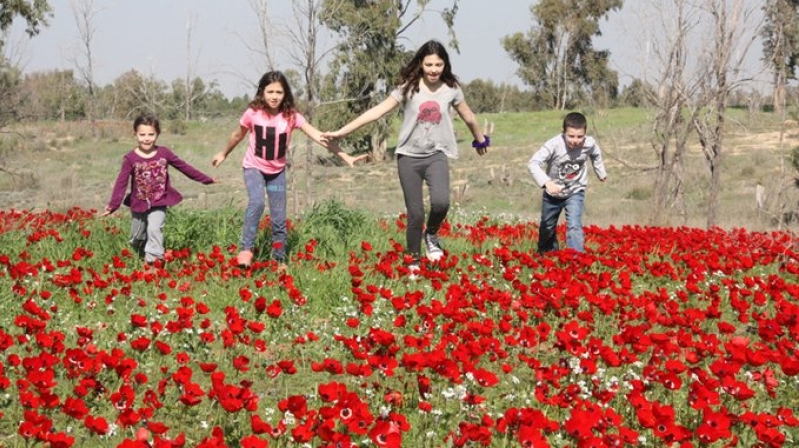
top-left (371, 134), bottom-right (388, 162)
top-left (304, 137), bottom-right (313, 211)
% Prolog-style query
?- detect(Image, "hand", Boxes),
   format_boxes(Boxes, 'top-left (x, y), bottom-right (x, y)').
top-left (472, 135), bottom-right (490, 156)
top-left (211, 152), bottom-right (226, 168)
top-left (99, 207), bottom-right (114, 217)
top-left (342, 153), bottom-right (370, 168)
top-left (544, 180), bottom-right (563, 196)
top-left (321, 130), bottom-right (345, 140)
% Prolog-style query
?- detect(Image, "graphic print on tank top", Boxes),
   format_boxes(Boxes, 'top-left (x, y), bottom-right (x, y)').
top-left (410, 100), bottom-right (442, 152)
top-left (134, 158), bottom-right (168, 202)
top-left (253, 124), bottom-right (288, 161)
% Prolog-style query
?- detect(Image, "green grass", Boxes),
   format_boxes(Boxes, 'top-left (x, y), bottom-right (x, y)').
top-left (2, 108), bottom-right (797, 230)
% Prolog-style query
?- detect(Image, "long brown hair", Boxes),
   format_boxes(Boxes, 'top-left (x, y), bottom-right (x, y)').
top-left (397, 40), bottom-right (459, 99)
top-left (249, 71), bottom-right (296, 120)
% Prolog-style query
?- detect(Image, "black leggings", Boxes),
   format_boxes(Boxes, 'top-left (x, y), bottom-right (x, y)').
top-left (397, 152), bottom-right (450, 258)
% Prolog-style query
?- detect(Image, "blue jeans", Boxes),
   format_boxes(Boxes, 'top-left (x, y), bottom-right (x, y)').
top-left (242, 168), bottom-right (287, 261)
top-left (538, 191), bottom-right (585, 253)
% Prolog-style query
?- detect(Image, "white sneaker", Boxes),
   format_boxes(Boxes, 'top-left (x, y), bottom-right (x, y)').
top-left (408, 261), bottom-right (421, 280)
top-left (424, 232), bottom-right (444, 261)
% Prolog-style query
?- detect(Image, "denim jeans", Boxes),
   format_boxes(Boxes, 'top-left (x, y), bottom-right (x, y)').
top-left (242, 168), bottom-right (287, 261)
top-left (397, 152), bottom-right (450, 259)
top-left (538, 191), bottom-right (585, 253)
top-left (130, 206), bottom-right (167, 263)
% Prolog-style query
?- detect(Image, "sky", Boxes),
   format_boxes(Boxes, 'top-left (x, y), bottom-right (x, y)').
top-left (8, 0), bottom-right (769, 99)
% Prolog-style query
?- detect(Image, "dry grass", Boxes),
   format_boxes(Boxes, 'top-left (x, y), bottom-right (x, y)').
top-left (2, 109), bottom-right (798, 231)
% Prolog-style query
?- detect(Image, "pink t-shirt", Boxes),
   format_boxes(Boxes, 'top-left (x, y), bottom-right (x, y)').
top-left (240, 108), bottom-right (306, 174)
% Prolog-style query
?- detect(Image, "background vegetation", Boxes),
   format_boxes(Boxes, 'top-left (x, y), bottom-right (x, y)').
top-left (1, 0), bottom-right (799, 231)
top-left (1, 107), bottom-right (798, 232)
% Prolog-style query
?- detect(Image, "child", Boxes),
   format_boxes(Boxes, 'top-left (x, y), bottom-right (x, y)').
top-left (322, 40), bottom-right (489, 272)
top-left (212, 70), bottom-right (365, 269)
top-left (527, 112), bottom-right (607, 253)
top-left (102, 112), bottom-right (216, 265)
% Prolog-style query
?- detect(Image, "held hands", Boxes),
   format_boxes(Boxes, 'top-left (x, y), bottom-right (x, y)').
top-left (341, 153), bottom-right (370, 168)
top-left (472, 135), bottom-right (490, 156)
top-left (321, 129), bottom-right (346, 142)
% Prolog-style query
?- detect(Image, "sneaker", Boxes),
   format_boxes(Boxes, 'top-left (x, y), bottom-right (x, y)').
top-left (277, 262), bottom-right (288, 274)
top-left (424, 232), bottom-right (444, 261)
top-left (408, 261), bottom-right (421, 280)
top-left (237, 250), bottom-right (254, 268)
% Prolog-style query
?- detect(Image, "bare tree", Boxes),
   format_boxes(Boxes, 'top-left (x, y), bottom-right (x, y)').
top-left (69, 0), bottom-right (99, 132)
top-left (692, 0), bottom-right (762, 228)
top-left (182, 13), bottom-right (208, 121)
top-left (235, 0), bottom-right (276, 86)
top-left (280, 0), bottom-right (344, 213)
top-left (640, 0), bottom-right (762, 227)
top-left (185, 14), bottom-right (194, 121)
top-left (642, 0), bottom-right (703, 225)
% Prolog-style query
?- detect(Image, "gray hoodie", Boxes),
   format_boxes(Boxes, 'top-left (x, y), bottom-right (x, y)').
top-left (527, 134), bottom-right (607, 198)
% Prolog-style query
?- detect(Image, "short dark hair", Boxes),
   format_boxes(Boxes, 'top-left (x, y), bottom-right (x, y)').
top-left (133, 112), bottom-right (161, 134)
top-left (562, 112), bottom-right (587, 132)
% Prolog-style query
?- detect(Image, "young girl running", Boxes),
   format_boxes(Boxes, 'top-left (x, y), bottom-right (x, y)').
top-left (212, 70), bottom-right (365, 269)
top-left (102, 112), bottom-right (216, 266)
top-left (323, 40), bottom-right (490, 272)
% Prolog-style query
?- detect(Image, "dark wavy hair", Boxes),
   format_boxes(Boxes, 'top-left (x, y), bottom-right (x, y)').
top-left (133, 112), bottom-right (161, 135)
top-left (249, 71), bottom-right (296, 119)
top-left (397, 40), bottom-right (459, 99)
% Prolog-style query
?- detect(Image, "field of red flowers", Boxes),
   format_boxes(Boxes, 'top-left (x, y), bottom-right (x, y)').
top-left (1, 206), bottom-right (799, 447)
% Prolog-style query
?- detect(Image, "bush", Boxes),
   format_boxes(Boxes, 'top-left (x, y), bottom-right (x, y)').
top-left (297, 200), bottom-right (371, 258)
top-left (625, 186), bottom-right (652, 201)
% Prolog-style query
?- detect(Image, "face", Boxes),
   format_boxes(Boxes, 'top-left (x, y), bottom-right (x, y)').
top-left (421, 54), bottom-right (445, 84)
top-left (563, 126), bottom-right (586, 150)
top-left (135, 125), bottom-right (159, 151)
top-left (262, 81), bottom-right (285, 112)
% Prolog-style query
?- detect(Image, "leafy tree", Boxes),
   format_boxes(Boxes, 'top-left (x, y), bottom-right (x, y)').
top-left (0, 0), bottom-right (52, 40)
top-left (107, 70), bottom-right (169, 119)
top-left (617, 78), bottom-right (657, 108)
top-left (319, 0), bottom-right (460, 162)
top-left (169, 77), bottom-right (218, 120)
top-left (462, 79), bottom-right (539, 113)
top-left (0, 50), bottom-right (23, 128)
top-left (501, 0), bottom-right (622, 109)
top-left (761, 0), bottom-right (799, 114)
top-left (1, 1), bottom-right (52, 129)
top-left (18, 69), bottom-right (85, 120)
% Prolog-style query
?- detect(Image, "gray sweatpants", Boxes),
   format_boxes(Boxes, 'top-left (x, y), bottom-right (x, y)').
top-left (130, 206), bottom-right (167, 263)
top-left (397, 152), bottom-right (450, 259)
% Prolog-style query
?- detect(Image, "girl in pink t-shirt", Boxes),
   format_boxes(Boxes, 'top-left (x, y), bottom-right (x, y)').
top-left (212, 71), bottom-right (365, 270)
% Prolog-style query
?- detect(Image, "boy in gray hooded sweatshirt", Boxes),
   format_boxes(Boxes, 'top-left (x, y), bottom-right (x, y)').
top-left (527, 112), bottom-right (607, 253)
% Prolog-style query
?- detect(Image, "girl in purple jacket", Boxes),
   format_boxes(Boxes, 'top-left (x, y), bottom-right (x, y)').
top-left (102, 113), bottom-right (216, 266)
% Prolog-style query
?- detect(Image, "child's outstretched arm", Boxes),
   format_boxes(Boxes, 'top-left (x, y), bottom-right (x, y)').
top-left (164, 148), bottom-right (217, 184)
top-left (300, 122), bottom-right (368, 168)
top-left (212, 125), bottom-right (247, 167)
top-left (321, 97), bottom-right (399, 140)
top-left (99, 157), bottom-right (134, 217)
top-left (454, 100), bottom-right (489, 156)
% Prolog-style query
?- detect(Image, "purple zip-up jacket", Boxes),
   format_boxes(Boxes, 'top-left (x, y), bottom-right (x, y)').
top-left (106, 146), bottom-right (214, 213)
